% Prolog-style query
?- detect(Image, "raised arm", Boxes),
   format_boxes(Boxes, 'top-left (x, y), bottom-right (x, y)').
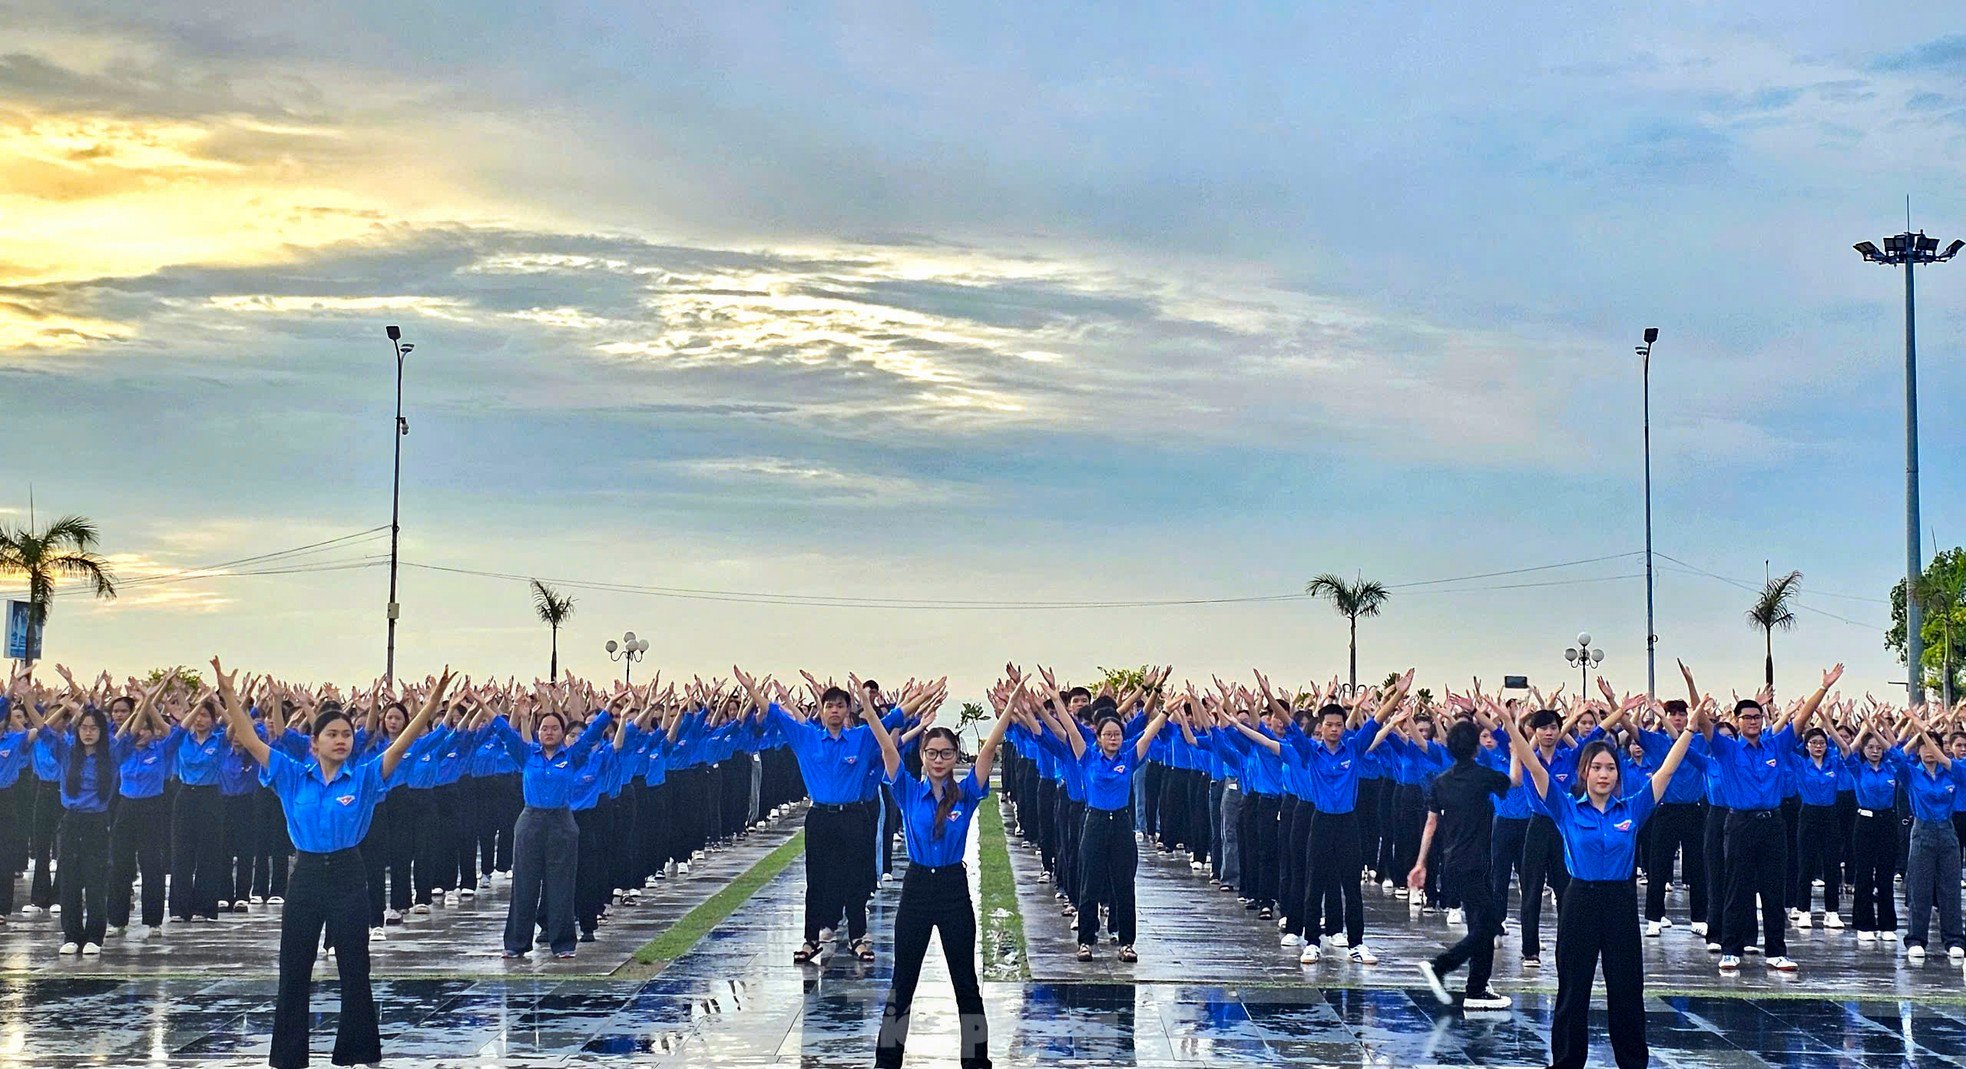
top-left (1783, 664), bottom-right (1844, 735)
top-left (972, 684), bottom-right (1021, 787)
top-left (860, 692), bottom-right (903, 779)
top-left (209, 660), bottom-right (272, 768)
top-left (1498, 709), bottom-right (1551, 799)
top-left (1648, 704), bottom-right (1704, 802)
top-left (379, 669), bottom-right (455, 780)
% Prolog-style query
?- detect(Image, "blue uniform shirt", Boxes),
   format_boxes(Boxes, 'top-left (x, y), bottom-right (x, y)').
top-left (260, 748), bottom-right (391, 851)
top-left (1843, 751), bottom-right (1901, 811)
top-left (765, 704), bottom-right (882, 806)
top-left (1904, 759), bottom-right (1966, 823)
top-left (1479, 737), bottom-right (1532, 820)
top-left (888, 768), bottom-right (989, 867)
top-left (36, 732), bottom-right (115, 812)
top-left (1285, 727), bottom-right (1380, 814)
top-left (167, 725), bottom-right (226, 787)
top-left (1531, 779), bottom-right (1658, 881)
top-left (1705, 727), bottom-right (1795, 811)
top-left (488, 714), bottom-right (612, 809)
top-left (1636, 728), bottom-right (1708, 804)
top-left (0, 728), bottom-right (33, 789)
top-left (1787, 747), bottom-right (1841, 808)
top-left (1080, 745), bottom-right (1143, 811)
top-left (114, 736), bottom-right (168, 799)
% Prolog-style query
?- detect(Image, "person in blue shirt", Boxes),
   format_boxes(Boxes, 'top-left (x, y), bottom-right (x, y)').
top-left (22, 698), bottom-right (119, 954)
top-left (0, 692), bottom-right (32, 923)
top-left (211, 658), bottom-right (452, 1069)
top-left (164, 691), bottom-right (232, 924)
top-left (1501, 691), bottom-right (1700, 1069)
top-left (1034, 669), bottom-right (1171, 964)
top-left (107, 679), bottom-right (171, 936)
top-left (864, 678), bottom-right (1016, 1069)
top-left (1629, 698), bottom-right (1710, 938)
top-left (487, 685), bottom-right (614, 960)
top-left (1898, 711), bottom-right (1966, 962)
top-left (1827, 715), bottom-right (1901, 942)
top-left (1787, 725), bottom-right (1845, 930)
top-left (1688, 659), bottom-right (1839, 972)
top-left (1515, 706), bottom-right (1577, 967)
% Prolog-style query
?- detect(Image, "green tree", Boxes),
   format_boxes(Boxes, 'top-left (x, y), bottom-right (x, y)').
top-left (1746, 570), bottom-right (1802, 689)
top-left (530, 579), bottom-right (576, 681)
top-left (1888, 547), bottom-right (1966, 705)
top-left (1308, 572), bottom-right (1390, 690)
top-left (957, 700), bottom-right (988, 748)
top-left (145, 666), bottom-right (205, 692)
top-left (0, 514), bottom-right (117, 661)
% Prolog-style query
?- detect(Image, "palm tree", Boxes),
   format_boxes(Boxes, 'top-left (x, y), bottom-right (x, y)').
top-left (1307, 572), bottom-right (1390, 691)
top-left (0, 514), bottom-right (117, 661)
top-left (1746, 570), bottom-right (1802, 689)
top-left (530, 579), bottom-right (575, 681)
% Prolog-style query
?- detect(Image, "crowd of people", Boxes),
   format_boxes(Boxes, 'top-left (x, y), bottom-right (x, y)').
top-left (7, 656), bottom-right (1966, 1069)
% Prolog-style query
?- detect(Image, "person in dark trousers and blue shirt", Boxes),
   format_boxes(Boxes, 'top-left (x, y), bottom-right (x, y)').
top-left (488, 685), bottom-right (613, 960)
top-left (863, 677), bottom-right (1017, 1069)
top-left (1897, 710), bottom-right (1966, 962)
top-left (1033, 668), bottom-right (1172, 963)
top-left (1411, 718), bottom-right (1515, 1011)
top-left (21, 697), bottom-right (119, 954)
top-left (1686, 659), bottom-right (1839, 973)
top-left (1633, 699), bottom-right (1710, 938)
top-left (1830, 714), bottom-right (1904, 942)
top-left (1501, 689), bottom-right (1701, 1069)
top-left (107, 680), bottom-right (171, 936)
top-left (165, 693), bottom-right (230, 922)
top-left (211, 659), bottom-right (453, 1069)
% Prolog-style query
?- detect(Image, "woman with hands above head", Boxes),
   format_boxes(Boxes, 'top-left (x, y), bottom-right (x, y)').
top-left (863, 674), bottom-right (1016, 1069)
top-left (209, 658), bottom-right (454, 1069)
top-left (1897, 708), bottom-right (1966, 963)
top-left (1033, 666), bottom-right (1172, 964)
top-left (1500, 686), bottom-right (1701, 1069)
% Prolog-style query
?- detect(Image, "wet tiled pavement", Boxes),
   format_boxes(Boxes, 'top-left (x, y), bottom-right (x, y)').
top-left (4, 802), bottom-right (1966, 1066)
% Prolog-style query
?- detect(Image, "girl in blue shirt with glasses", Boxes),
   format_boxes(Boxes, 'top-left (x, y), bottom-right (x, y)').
top-left (21, 696), bottom-right (118, 954)
top-left (211, 658), bottom-right (453, 1069)
top-left (862, 675), bottom-right (1016, 1069)
top-left (1501, 694), bottom-right (1700, 1069)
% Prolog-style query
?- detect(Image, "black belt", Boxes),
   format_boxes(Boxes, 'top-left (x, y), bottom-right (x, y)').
top-left (1085, 808), bottom-right (1128, 819)
top-left (1731, 808), bottom-right (1779, 820)
top-left (909, 861), bottom-right (967, 876)
top-left (295, 847), bottom-right (362, 862)
top-left (1571, 877), bottom-right (1635, 888)
top-left (812, 800), bottom-right (872, 812)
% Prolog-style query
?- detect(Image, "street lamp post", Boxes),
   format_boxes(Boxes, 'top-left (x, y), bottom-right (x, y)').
top-left (1855, 229), bottom-right (1962, 708)
top-left (383, 325), bottom-right (415, 685)
top-left (1636, 327), bottom-right (1659, 701)
top-left (1564, 631), bottom-right (1604, 692)
top-left (606, 631), bottom-right (649, 685)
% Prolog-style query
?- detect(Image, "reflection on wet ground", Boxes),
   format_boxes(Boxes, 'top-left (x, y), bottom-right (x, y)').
top-left (2, 805), bottom-right (1963, 1066)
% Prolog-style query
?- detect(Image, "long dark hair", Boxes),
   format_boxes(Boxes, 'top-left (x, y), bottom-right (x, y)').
top-left (1574, 739), bottom-right (1619, 796)
top-left (67, 707), bottom-right (118, 801)
top-left (922, 727), bottom-right (967, 839)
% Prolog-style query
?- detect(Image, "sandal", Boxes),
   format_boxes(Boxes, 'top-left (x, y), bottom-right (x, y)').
top-left (793, 941), bottom-right (820, 964)
top-left (1118, 946), bottom-right (1138, 963)
top-left (1076, 944), bottom-right (1094, 961)
top-left (852, 937), bottom-right (876, 962)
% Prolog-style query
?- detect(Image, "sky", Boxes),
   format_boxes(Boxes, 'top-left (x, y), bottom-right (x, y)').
top-left (3, 2), bottom-right (1964, 702)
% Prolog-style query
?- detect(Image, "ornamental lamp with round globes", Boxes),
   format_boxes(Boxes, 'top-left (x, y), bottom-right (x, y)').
top-left (1577, 632), bottom-right (1592, 648)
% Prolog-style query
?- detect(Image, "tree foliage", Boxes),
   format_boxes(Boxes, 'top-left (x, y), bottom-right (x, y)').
top-left (1888, 547), bottom-right (1966, 697)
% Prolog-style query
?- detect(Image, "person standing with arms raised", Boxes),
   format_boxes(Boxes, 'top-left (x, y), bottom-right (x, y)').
top-left (209, 659), bottom-right (454, 1069)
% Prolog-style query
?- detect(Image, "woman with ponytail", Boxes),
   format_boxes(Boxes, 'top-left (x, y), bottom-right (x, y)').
top-left (862, 674), bottom-right (1011, 1069)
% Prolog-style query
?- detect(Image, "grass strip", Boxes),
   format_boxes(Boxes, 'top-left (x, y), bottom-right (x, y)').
top-left (977, 793), bottom-right (1030, 981)
top-left (630, 829), bottom-right (805, 966)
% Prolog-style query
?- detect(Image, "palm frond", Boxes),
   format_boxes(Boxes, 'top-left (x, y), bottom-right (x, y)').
top-left (1306, 572), bottom-right (1391, 618)
top-left (1746, 570), bottom-right (1803, 633)
top-left (531, 579), bottom-right (575, 625)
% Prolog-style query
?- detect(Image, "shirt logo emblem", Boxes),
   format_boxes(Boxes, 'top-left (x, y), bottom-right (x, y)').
top-left (1765, 758), bottom-right (1776, 767)
top-left (845, 756), bottom-right (857, 765)
top-left (336, 795), bottom-right (356, 806)
top-left (1115, 765), bottom-right (1127, 774)
top-left (1614, 819), bottom-right (1633, 832)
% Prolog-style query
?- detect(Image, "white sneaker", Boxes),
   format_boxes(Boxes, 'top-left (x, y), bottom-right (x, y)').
top-left (1796, 911), bottom-right (1812, 930)
top-left (1299, 943), bottom-right (1321, 964)
top-left (1743, 945), bottom-right (1761, 955)
top-left (370, 926), bottom-right (387, 941)
top-left (1281, 933), bottom-right (1303, 947)
top-left (1646, 921), bottom-right (1663, 937)
top-left (411, 903), bottom-right (431, 916)
top-left (1884, 930), bottom-right (1901, 942)
top-left (1718, 954), bottom-right (1741, 971)
top-left (81, 943), bottom-right (100, 956)
top-left (1908, 945), bottom-right (1927, 963)
top-left (1689, 921), bottom-right (1708, 937)
top-left (46, 904), bottom-right (58, 914)
top-left (678, 862), bottom-right (691, 875)
top-left (384, 909), bottom-right (403, 923)
top-left (1951, 946), bottom-right (1966, 963)
top-left (249, 895), bottom-right (265, 905)
top-left (267, 896), bottom-right (284, 905)
top-left (459, 888), bottom-right (476, 899)
top-left (1706, 942), bottom-right (1722, 953)
top-left (1767, 956), bottom-right (1797, 971)
top-left (218, 900), bottom-right (230, 910)
top-left (1417, 961), bottom-right (1451, 1004)
top-left (58, 942), bottom-right (79, 954)
top-left (1857, 930), bottom-right (1876, 944)
top-left (21, 905), bottom-right (43, 915)
top-left (106, 925), bottom-right (125, 938)
top-left (1447, 908), bottom-right (1465, 926)
top-left (1823, 912), bottom-right (1844, 930)
top-left (1330, 932), bottom-right (1350, 948)
top-left (1349, 944), bottom-right (1379, 964)
top-left (1660, 917), bottom-right (1674, 929)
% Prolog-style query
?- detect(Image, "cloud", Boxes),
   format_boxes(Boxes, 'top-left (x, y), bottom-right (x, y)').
top-left (660, 456), bottom-right (969, 505)
top-left (1871, 35), bottom-right (1966, 74)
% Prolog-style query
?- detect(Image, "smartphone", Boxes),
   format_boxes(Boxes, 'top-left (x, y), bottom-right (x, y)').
top-left (1501, 675), bottom-right (1530, 690)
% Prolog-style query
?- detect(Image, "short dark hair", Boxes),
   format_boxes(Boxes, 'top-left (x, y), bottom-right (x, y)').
top-left (1663, 699), bottom-right (1688, 714)
top-left (861, 679), bottom-right (880, 693)
top-left (1088, 695), bottom-right (1119, 717)
top-left (820, 687), bottom-right (851, 707)
top-left (1317, 703), bottom-right (1347, 724)
top-left (1445, 721), bottom-right (1481, 761)
top-left (1734, 698), bottom-right (1763, 716)
top-left (1065, 686), bottom-right (1091, 703)
top-left (1528, 709), bottom-right (1562, 731)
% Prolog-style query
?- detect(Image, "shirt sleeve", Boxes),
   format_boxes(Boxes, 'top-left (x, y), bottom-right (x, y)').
top-left (965, 768), bottom-right (991, 801)
top-left (257, 747), bottom-right (301, 796)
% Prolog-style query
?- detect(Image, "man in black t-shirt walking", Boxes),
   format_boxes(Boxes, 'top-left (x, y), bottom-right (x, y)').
top-left (1412, 720), bottom-right (1514, 1010)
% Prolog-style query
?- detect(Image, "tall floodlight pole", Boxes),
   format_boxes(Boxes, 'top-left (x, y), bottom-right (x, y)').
top-left (384, 325), bottom-right (414, 685)
top-left (1855, 231), bottom-right (1962, 708)
top-left (1636, 327), bottom-right (1659, 701)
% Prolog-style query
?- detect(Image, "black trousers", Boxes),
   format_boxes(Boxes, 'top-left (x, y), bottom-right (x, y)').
top-left (222, 792), bottom-right (257, 903)
top-left (640, 781), bottom-right (673, 875)
top-left (1033, 779), bottom-right (1058, 874)
top-left (169, 783), bottom-right (225, 920)
top-left (1077, 807), bottom-right (1137, 946)
top-left (28, 779), bottom-right (59, 907)
top-left (1645, 801), bottom-right (1706, 922)
top-left (574, 805), bottom-right (607, 935)
top-left (1850, 808), bottom-right (1899, 932)
top-left (109, 793), bottom-right (168, 927)
top-left (1054, 795), bottom-right (1085, 907)
top-left (1489, 816), bottom-right (1528, 914)
top-left (1519, 815), bottom-right (1569, 955)
top-left (1722, 809), bottom-right (1788, 956)
top-left (1356, 779), bottom-right (1385, 876)
top-left (1794, 803), bottom-right (1841, 914)
top-left (252, 787), bottom-right (292, 899)
top-left (57, 810), bottom-right (110, 946)
top-left (1702, 803), bottom-right (1729, 932)
top-left (804, 802), bottom-right (875, 943)
top-left (1280, 797), bottom-right (1311, 931)
top-left (1433, 865), bottom-right (1502, 995)
top-left (875, 863), bottom-right (990, 1069)
top-left (1141, 764), bottom-right (1163, 840)
top-left (480, 772), bottom-right (522, 874)
top-left (272, 849), bottom-right (378, 1069)
top-left (1389, 785), bottom-right (1425, 890)
top-left (1304, 809), bottom-right (1364, 946)
top-left (1552, 879), bottom-right (1646, 1069)
top-left (505, 806), bottom-right (577, 955)
top-left (0, 783), bottom-right (22, 916)
top-left (1242, 793), bottom-right (1280, 908)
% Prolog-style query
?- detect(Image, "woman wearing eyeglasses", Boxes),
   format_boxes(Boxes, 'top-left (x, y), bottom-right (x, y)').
top-left (859, 676), bottom-right (1011, 1069)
